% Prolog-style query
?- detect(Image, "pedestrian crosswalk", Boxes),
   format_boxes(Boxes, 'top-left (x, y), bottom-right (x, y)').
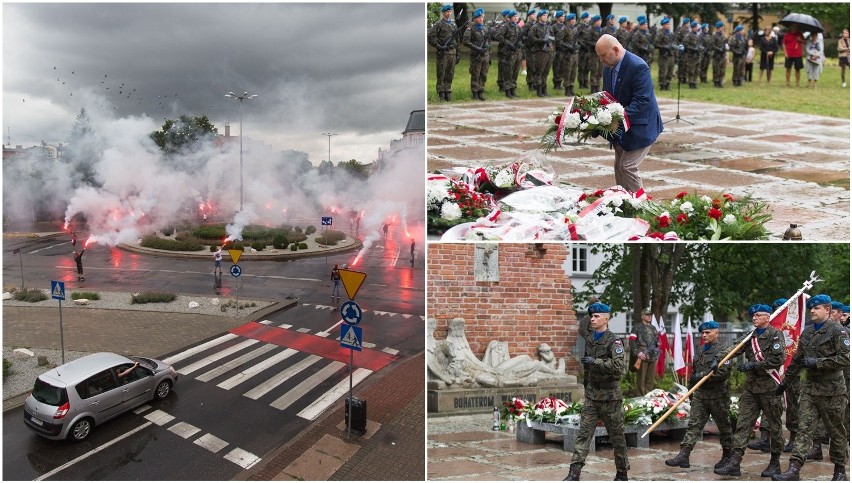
top-left (165, 320), bottom-right (400, 421)
top-left (308, 303), bottom-right (426, 321)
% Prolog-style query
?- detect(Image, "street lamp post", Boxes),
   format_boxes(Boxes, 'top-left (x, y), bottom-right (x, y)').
top-left (321, 132), bottom-right (337, 173)
top-left (225, 91), bottom-right (257, 212)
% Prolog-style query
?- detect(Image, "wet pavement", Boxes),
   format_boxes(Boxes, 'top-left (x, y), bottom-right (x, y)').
top-left (427, 413), bottom-right (839, 481)
top-left (428, 98), bottom-right (850, 240)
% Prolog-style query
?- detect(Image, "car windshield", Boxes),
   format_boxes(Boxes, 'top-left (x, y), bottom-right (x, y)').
top-left (32, 378), bottom-right (68, 406)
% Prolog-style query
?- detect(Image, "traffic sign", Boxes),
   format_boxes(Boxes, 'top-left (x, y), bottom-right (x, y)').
top-left (51, 281), bottom-right (65, 301)
top-left (340, 300), bottom-right (363, 325)
top-left (230, 264), bottom-right (242, 277)
top-left (227, 248), bottom-right (244, 264)
top-left (340, 323), bottom-right (362, 351)
top-left (338, 269), bottom-right (367, 300)
top-left (321, 216), bottom-right (333, 226)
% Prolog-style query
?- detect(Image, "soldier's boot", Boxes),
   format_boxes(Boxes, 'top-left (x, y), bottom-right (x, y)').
top-left (445, 91), bottom-right (453, 102)
top-left (831, 464), bottom-right (847, 481)
top-left (749, 428), bottom-right (771, 452)
top-left (689, 83), bottom-right (697, 89)
top-left (761, 453), bottom-right (783, 477)
top-left (563, 463), bottom-right (582, 481)
top-left (479, 90), bottom-right (486, 101)
top-left (665, 444), bottom-right (692, 468)
top-left (614, 470), bottom-right (628, 481)
top-left (821, 433), bottom-right (829, 445)
top-left (510, 88), bottom-right (518, 98)
top-left (805, 440), bottom-right (822, 461)
top-left (771, 460), bottom-right (802, 481)
top-left (505, 89), bottom-right (513, 98)
top-left (701, 77), bottom-right (708, 83)
top-left (714, 448), bottom-right (733, 470)
top-left (714, 451), bottom-right (743, 476)
top-left (783, 432), bottom-right (796, 453)
top-left (554, 81), bottom-right (562, 90)
top-left (542, 85), bottom-right (549, 97)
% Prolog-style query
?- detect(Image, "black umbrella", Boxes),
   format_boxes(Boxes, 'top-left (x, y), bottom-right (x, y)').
top-left (779, 13), bottom-right (824, 34)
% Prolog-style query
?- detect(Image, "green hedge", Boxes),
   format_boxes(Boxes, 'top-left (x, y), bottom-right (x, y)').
top-left (140, 235), bottom-right (203, 251)
top-left (71, 292), bottom-right (100, 300)
top-left (131, 291), bottom-right (177, 304)
top-left (290, 243), bottom-right (299, 251)
top-left (161, 226), bottom-right (175, 236)
top-left (272, 234), bottom-right (289, 249)
top-left (192, 224), bottom-right (228, 240)
top-left (13, 289), bottom-right (47, 303)
top-left (305, 225), bottom-right (317, 235)
top-left (251, 241), bottom-right (266, 252)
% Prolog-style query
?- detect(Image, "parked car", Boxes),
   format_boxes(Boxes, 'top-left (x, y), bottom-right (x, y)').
top-left (23, 352), bottom-right (178, 441)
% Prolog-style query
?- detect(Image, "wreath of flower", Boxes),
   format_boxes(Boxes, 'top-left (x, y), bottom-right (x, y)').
top-left (540, 92), bottom-right (625, 153)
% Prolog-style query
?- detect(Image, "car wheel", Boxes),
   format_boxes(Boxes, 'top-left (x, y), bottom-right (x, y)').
top-left (155, 380), bottom-right (172, 400)
top-left (69, 418), bottom-right (93, 441)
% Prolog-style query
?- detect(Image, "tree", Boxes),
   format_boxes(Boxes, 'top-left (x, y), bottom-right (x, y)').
top-left (337, 159), bottom-right (370, 179)
top-left (149, 115), bottom-right (218, 157)
top-left (638, 3), bottom-right (731, 26)
top-left (772, 3), bottom-right (850, 36)
top-left (65, 108), bottom-right (102, 188)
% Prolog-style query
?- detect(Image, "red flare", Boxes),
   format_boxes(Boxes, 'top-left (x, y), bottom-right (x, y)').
top-left (84, 235), bottom-right (96, 248)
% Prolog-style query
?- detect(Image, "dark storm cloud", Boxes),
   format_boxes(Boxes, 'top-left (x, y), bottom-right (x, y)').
top-left (3, 2), bottom-right (425, 163)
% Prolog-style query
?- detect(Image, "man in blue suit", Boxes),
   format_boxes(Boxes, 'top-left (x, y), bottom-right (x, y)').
top-left (596, 34), bottom-right (664, 191)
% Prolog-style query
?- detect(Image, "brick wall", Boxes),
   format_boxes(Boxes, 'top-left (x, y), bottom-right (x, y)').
top-left (427, 243), bottom-right (579, 372)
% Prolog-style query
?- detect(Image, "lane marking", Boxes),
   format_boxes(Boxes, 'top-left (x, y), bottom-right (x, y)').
top-left (223, 448), bottom-right (261, 469)
top-left (194, 433), bottom-right (229, 454)
top-left (35, 422), bottom-right (153, 481)
top-left (163, 334), bottom-right (238, 365)
top-left (217, 348), bottom-right (298, 390)
top-left (296, 328), bottom-right (311, 333)
top-left (168, 421), bottom-right (202, 439)
top-left (144, 409), bottom-right (175, 426)
top-left (243, 355), bottom-right (321, 400)
top-left (177, 339), bottom-right (258, 375)
top-left (53, 265), bottom-right (321, 282)
top-left (196, 344), bottom-right (277, 382)
top-left (382, 348), bottom-right (400, 355)
top-left (270, 361), bottom-right (345, 410)
top-left (296, 368), bottom-right (373, 420)
top-left (29, 241), bottom-right (71, 254)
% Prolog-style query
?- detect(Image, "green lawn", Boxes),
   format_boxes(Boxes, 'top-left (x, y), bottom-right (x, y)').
top-left (428, 53), bottom-right (851, 119)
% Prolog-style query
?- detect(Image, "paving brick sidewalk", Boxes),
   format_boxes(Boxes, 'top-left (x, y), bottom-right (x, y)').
top-left (428, 98), bottom-right (850, 240)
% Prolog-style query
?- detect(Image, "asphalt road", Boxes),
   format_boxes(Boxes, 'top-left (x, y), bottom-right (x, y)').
top-left (3, 230), bottom-right (424, 480)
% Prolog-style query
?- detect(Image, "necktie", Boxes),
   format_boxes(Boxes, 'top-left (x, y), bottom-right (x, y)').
top-left (612, 68), bottom-right (618, 91)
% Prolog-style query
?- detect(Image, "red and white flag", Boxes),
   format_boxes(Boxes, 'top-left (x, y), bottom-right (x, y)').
top-left (673, 313), bottom-right (686, 377)
top-left (684, 317), bottom-right (695, 379)
top-left (771, 293), bottom-right (810, 373)
top-left (653, 314), bottom-right (671, 378)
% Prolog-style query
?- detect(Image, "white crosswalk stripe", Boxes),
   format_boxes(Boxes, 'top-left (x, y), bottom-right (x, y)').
top-left (217, 348), bottom-right (298, 390)
top-left (196, 344), bottom-right (277, 382)
top-left (177, 339), bottom-right (258, 375)
top-left (243, 354), bottom-right (322, 400)
top-left (163, 333), bottom-right (238, 365)
top-left (296, 368), bottom-right (373, 420)
top-left (270, 361), bottom-right (345, 410)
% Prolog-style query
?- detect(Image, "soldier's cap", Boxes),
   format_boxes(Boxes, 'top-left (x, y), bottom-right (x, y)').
top-left (556, 11), bottom-right (565, 18)
top-left (642, 308), bottom-right (653, 315)
top-left (691, 21), bottom-right (699, 27)
top-left (619, 16), bottom-right (628, 24)
top-left (588, 302), bottom-right (611, 316)
top-left (748, 304), bottom-right (772, 317)
top-left (660, 18), bottom-right (670, 25)
top-left (501, 9), bottom-right (510, 16)
top-left (716, 21), bottom-right (725, 28)
top-left (508, 10), bottom-right (519, 18)
top-left (639, 19), bottom-right (647, 26)
top-left (682, 18), bottom-right (690, 25)
top-left (606, 14), bottom-right (614, 21)
top-left (528, 8), bottom-right (536, 16)
top-left (581, 12), bottom-right (589, 19)
top-left (831, 300), bottom-right (844, 311)
top-left (734, 25), bottom-right (744, 33)
top-left (591, 15), bottom-right (601, 22)
top-left (807, 294), bottom-right (832, 309)
top-left (473, 8), bottom-right (484, 18)
top-left (702, 23), bottom-right (709, 29)
top-left (566, 13), bottom-right (576, 20)
top-left (441, 5), bottom-right (452, 13)
top-left (843, 305), bottom-right (850, 314)
top-left (772, 298), bottom-right (787, 310)
top-left (698, 321), bottom-right (720, 332)
top-left (637, 15), bottom-right (646, 22)
top-left (537, 10), bottom-right (548, 18)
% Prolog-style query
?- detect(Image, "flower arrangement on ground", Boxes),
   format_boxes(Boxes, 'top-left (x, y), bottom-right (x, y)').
top-left (635, 191), bottom-right (771, 240)
top-left (427, 174), bottom-right (493, 235)
top-left (502, 397), bottom-right (529, 422)
top-left (541, 91), bottom-right (625, 152)
top-left (508, 392), bottom-right (690, 428)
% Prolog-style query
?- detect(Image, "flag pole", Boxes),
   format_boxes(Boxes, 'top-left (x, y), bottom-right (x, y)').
top-left (640, 271), bottom-right (821, 439)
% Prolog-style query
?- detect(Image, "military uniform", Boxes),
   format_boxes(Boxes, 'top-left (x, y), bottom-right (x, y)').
top-left (654, 24), bottom-right (676, 90)
top-left (581, 22), bottom-right (603, 92)
top-left (576, 18), bottom-right (591, 89)
top-left (463, 15), bottom-right (491, 101)
top-left (675, 20), bottom-right (691, 82)
top-left (615, 26), bottom-right (631, 48)
top-left (560, 18), bottom-right (580, 96)
top-left (427, 14), bottom-right (458, 101)
top-left (493, 17), bottom-right (522, 97)
top-left (629, 321), bottom-right (659, 396)
top-left (699, 26), bottom-right (713, 82)
top-left (521, 14), bottom-right (536, 91)
top-left (528, 16), bottom-right (554, 96)
top-left (631, 27), bottom-right (654, 67)
top-left (729, 29), bottom-right (747, 86)
top-left (551, 16), bottom-right (566, 89)
top-left (683, 26), bottom-right (701, 88)
top-left (711, 27), bottom-right (728, 87)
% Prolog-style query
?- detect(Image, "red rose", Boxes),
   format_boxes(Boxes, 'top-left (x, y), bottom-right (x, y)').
top-left (677, 213), bottom-right (689, 224)
top-left (578, 193), bottom-right (588, 202)
top-left (676, 191), bottom-right (688, 199)
top-left (723, 193), bottom-right (734, 202)
top-left (648, 232), bottom-right (665, 239)
top-left (658, 215), bottom-right (671, 228)
top-left (708, 208), bottom-right (722, 220)
top-left (712, 198), bottom-right (722, 209)
top-left (554, 114), bottom-right (562, 125)
top-left (593, 189), bottom-right (605, 197)
top-left (744, 216), bottom-right (752, 222)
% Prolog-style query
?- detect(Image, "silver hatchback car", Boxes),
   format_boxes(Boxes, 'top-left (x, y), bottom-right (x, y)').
top-left (24, 352), bottom-right (178, 441)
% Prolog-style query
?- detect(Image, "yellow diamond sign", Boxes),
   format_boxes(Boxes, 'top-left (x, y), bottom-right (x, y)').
top-left (227, 249), bottom-right (244, 264)
top-left (338, 269), bottom-right (367, 300)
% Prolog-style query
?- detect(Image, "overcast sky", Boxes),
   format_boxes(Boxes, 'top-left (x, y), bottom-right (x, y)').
top-left (3, 2), bottom-right (425, 165)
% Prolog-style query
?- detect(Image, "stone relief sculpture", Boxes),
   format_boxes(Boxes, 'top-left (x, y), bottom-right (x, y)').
top-left (428, 317), bottom-right (575, 388)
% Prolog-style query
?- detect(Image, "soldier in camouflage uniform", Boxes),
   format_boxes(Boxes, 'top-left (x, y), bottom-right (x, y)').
top-left (551, 11), bottom-right (567, 91)
top-left (699, 23), bottom-right (713, 83)
top-left (631, 19), bottom-right (654, 68)
top-left (773, 295), bottom-right (849, 481)
top-left (492, 10), bottom-right (522, 98)
top-left (666, 321), bottom-right (734, 470)
top-left (564, 302), bottom-right (629, 481)
top-left (715, 304), bottom-right (786, 478)
top-left (494, 9), bottom-right (511, 92)
top-left (654, 17), bottom-right (676, 90)
top-left (629, 308), bottom-right (659, 396)
top-left (683, 21), bottom-right (701, 88)
top-left (582, 15), bottom-right (604, 92)
top-left (615, 16), bottom-right (631, 48)
top-left (528, 10), bottom-right (554, 97)
top-left (604, 14), bottom-right (617, 35)
top-left (521, 9), bottom-right (537, 92)
top-left (561, 13), bottom-right (580, 96)
top-left (427, 5), bottom-right (458, 101)
top-left (729, 25), bottom-right (747, 86)
top-left (675, 18), bottom-right (691, 83)
top-left (576, 12), bottom-right (591, 89)
top-left (463, 8), bottom-right (491, 101)
top-left (711, 21), bottom-right (728, 87)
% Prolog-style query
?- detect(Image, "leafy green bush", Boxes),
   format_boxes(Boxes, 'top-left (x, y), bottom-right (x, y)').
top-left (13, 289), bottom-right (48, 303)
top-left (294, 226), bottom-right (303, 233)
top-left (225, 241), bottom-right (245, 251)
top-left (140, 235), bottom-right (204, 251)
top-left (305, 225), bottom-right (316, 235)
top-left (251, 241), bottom-right (266, 252)
top-left (290, 243), bottom-right (298, 251)
top-left (3, 358), bottom-right (11, 377)
top-left (288, 232), bottom-right (307, 243)
top-left (272, 234), bottom-right (289, 249)
top-left (209, 245), bottom-right (218, 252)
top-left (298, 242), bottom-right (308, 250)
top-left (192, 224), bottom-right (227, 240)
top-left (131, 291), bottom-right (177, 304)
top-left (161, 226), bottom-right (175, 236)
top-left (71, 292), bottom-right (100, 300)
top-left (316, 230), bottom-right (347, 245)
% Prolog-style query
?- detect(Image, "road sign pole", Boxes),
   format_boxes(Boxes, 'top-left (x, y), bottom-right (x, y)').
top-left (19, 251), bottom-right (24, 289)
top-left (348, 347), bottom-right (353, 439)
top-left (58, 299), bottom-right (65, 364)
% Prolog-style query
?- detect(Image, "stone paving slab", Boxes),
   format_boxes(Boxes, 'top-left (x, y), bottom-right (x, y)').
top-left (428, 98), bottom-right (850, 240)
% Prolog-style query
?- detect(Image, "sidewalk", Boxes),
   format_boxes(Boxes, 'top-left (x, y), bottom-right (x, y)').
top-left (427, 413), bottom-right (837, 481)
top-left (428, 97), bottom-right (850, 240)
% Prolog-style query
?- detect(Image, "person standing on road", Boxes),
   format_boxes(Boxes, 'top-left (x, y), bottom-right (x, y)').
top-left (597, 34), bottom-right (664, 192)
top-left (214, 246), bottom-right (222, 275)
top-left (73, 249), bottom-right (85, 281)
top-left (331, 264), bottom-right (341, 299)
top-left (71, 231), bottom-right (77, 248)
top-left (630, 308), bottom-right (659, 396)
top-left (410, 238), bottom-right (415, 261)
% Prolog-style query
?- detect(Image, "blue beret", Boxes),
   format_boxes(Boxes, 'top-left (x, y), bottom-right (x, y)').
top-left (831, 301), bottom-right (844, 310)
top-left (588, 302), bottom-right (611, 316)
top-left (691, 21), bottom-right (698, 27)
top-left (606, 14), bottom-right (614, 21)
top-left (619, 16), bottom-right (628, 23)
top-left (441, 5), bottom-right (452, 13)
top-left (734, 25), bottom-right (744, 32)
top-left (682, 18), bottom-right (690, 25)
top-left (509, 10), bottom-right (518, 17)
top-left (501, 9), bottom-right (509, 16)
top-left (716, 21), bottom-right (725, 28)
top-left (556, 11), bottom-right (564, 18)
top-left (702, 23), bottom-right (709, 29)
top-left (661, 18), bottom-right (670, 25)
top-left (748, 304), bottom-right (772, 317)
top-left (581, 12), bottom-right (589, 19)
top-left (566, 13), bottom-right (576, 20)
top-left (639, 19), bottom-right (647, 26)
top-left (538, 10), bottom-right (548, 18)
top-left (698, 321), bottom-right (720, 331)
top-left (473, 8), bottom-right (484, 18)
top-left (528, 8), bottom-right (536, 16)
top-left (591, 15), bottom-right (601, 22)
top-left (637, 15), bottom-right (646, 22)
top-left (807, 294), bottom-right (832, 308)
top-left (843, 305), bottom-right (850, 314)
top-left (772, 298), bottom-right (787, 310)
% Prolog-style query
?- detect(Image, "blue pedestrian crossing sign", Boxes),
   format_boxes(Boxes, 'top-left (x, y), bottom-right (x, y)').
top-left (230, 264), bottom-right (242, 277)
top-left (340, 323), bottom-right (362, 351)
top-left (321, 216), bottom-right (332, 226)
top-left (51, 281), bottom-right (65, 301)
top-left (340, 301), bottom-right (362, 325)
